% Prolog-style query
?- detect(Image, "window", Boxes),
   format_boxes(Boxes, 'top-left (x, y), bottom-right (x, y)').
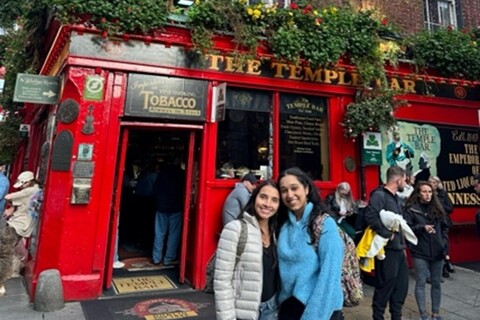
top-left (424, 0), bottom-right (457, 31)
top-left (216, 88), bottom-right (272, 179)
top-left (279, 94), bottom-right (329, 181)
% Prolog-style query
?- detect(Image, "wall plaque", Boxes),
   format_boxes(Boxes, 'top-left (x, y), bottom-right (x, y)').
top-left (71, 178), bottom-right (92, 204)
top-left (51, 130), bottom-right (73, 171)
top-left (57, 99), bottom-right (79, 124)
top-left (73, 161), bottom-right (94, 178)
top-left (125, 74), bottom-right (207, 121)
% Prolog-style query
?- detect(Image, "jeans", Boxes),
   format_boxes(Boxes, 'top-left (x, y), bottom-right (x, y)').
top-left (413, 257), bottom-right (443, 315)
top-left (152, 211), bottom-right (182, 264)
top-left (259, 293), bottom-right (279, 320)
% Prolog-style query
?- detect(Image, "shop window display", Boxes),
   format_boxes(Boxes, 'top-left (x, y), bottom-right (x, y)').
top-left (216, 88), bottom-right (272, 180)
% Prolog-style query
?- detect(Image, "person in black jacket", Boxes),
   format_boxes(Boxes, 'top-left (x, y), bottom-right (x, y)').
top-left (428, 176), bottom-right (454, 277)
top-left (364, 166), bottom-right (408, 320)
top-left (151, 156), bottom-right (185, 266)
top-left (405, 181), bottom-right (449, 320)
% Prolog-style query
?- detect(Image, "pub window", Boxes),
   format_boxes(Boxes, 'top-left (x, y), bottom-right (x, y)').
top-left (279, 93), bottom-right (329, 181)
top-left (424, 0), bottom-right (458, 31)
top-left (216, 88), bottom-right (272, 180)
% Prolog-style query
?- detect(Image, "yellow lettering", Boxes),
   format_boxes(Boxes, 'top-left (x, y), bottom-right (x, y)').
top-left (338, 71), bottom-right (351, 85)
top-left (288, 64), bottom-right (303, 80)
top-left (402, 79), bottom-right (416, 93)
top-left (324, 70), bottom-right (339, 84)
top-left (389, 78), bottom-right (401, 90)
top-left (208, 54), bottom-right (224, 71)
top-left (271, 62), bottom-right (286, 78)
top-left (246, 59), bottom-right (261, 75)
top-left (304, 67), bottom-right (323, 82)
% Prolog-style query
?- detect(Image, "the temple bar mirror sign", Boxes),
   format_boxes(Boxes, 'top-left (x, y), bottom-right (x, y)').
top-left (125, 74), bottom-right (207, 121)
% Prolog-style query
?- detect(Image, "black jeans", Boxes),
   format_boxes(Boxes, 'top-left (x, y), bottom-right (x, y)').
top-left (279, 297), bottom-right (344, 320)
top-left (372, 249), bottom-right (409, 320)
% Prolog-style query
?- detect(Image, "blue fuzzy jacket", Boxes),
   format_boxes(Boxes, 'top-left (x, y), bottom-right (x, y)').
top-left (278, 203), bottom-right (344, 320)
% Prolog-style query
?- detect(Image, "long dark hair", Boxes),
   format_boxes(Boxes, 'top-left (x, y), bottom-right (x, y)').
top-left (405, 180), bottom-right (446, 219)
top-left (241, 179), bottom-right (279, 238)
top-left (277, 167), bottom-right (327, 244)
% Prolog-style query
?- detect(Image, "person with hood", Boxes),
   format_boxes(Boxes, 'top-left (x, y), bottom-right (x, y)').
top-left (405, 181), bottom-right (449, 320)
top-left (0, 171), bottom-right (41, 296)
top-left (222, 172), bottom-right (258, 227)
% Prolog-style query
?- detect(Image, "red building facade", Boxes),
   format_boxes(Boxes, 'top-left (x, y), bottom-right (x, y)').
top-left (12, 23), bottom-right (480, 301)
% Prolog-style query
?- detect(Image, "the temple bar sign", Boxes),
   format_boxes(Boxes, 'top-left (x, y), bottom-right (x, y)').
top-left (125, 74), bottom-right (207, 121)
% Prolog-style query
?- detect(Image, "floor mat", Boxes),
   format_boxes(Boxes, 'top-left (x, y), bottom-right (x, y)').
top-left (81, 291), bottom-right (215, 320)
top-left (112, 275), bottom-right (177, 294)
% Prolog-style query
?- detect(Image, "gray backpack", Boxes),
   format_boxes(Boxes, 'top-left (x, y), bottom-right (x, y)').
top-left (204, 219), bottom-right (247, 294)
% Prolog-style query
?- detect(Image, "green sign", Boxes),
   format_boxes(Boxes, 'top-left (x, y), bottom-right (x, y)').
top-left (13, 73), bottom-right (61, 104)
top-left (362, 131), bottom-right (382, 165)
top-left (83, 76), bottom-right (105, 101)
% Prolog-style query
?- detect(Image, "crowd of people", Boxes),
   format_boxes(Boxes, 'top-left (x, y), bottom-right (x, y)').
top-left (213, 164), bottom-right (472, 320)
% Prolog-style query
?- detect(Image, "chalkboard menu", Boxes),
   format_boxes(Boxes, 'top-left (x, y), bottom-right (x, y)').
top-left (279, 94), bottom-right (328, 180)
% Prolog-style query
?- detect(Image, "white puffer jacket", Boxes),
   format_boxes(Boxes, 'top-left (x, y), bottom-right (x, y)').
top-left (214, 213), bottom-right (263, 320)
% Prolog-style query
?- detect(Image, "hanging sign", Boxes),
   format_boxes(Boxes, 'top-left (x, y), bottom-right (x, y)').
top-left (362, 131), bottom-right (382, 165)
top-left (13, 74), bottom-right (61, 104)
top-left (211, 82), bottom-right (227, 122)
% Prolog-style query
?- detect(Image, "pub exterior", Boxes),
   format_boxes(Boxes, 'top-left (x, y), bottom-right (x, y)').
top-left (14, 22), bottom-right (480, 301)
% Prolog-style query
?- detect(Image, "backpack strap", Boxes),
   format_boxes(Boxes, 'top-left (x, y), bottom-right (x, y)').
top-left (235, 219), bottom-right (248, 264)
top-left (313, 213), bottom-right (329, 248)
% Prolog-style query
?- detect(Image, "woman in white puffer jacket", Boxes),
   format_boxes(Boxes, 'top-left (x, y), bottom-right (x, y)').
top-left (214, 179), bottom-right (280, 320)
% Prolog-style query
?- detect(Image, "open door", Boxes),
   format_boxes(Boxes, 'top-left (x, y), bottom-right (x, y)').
top-left (104, 128), bottom-right (129, 288)
top-left (179, 131), bottom-right (197, 283)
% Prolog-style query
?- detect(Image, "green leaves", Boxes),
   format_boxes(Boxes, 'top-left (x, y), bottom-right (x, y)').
top-left (408, 28), bottom-right (480, 80)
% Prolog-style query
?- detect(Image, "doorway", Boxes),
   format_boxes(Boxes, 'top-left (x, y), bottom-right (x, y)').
top-left (106, 126), bottom-right (200, 290)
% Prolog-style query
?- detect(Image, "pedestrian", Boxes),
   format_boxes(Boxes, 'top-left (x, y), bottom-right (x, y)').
top-left (325, 181), bottom-right (358, 239)
top-left (0, 171), bottom-right (41, 296)
top-left (277, 167), bottom-right (344, 320)
top-left (0, 164), bottom-right (9, 214)
top-left (214, 179), bottom-right (280, 320)
top-left (364, 165), bottom-right (409, 320)
top-left (405, 181), bottom-right (449, 320)
top-left (151, 157), bottom-right (185, 266)
top-left (222, 172), bottom-right (258, 227)
top-left (428, 176), bottom-right (455, 277)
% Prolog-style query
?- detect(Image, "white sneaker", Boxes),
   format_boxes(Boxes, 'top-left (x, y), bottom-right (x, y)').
top-left (0, 285), bottom-right (5, 296)
top-left (113, 261), bottom-right (125, 269)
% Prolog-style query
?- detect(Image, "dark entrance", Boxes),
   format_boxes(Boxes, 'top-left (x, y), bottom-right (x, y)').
top-left (104, 125), bottom-right (201, 290)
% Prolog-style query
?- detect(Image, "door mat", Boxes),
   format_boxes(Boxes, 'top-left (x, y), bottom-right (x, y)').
top-left (121, 257), bottom-right (176, 272)
top-left (82, 291), bottom-right (215, 320)
top-left (112, 275), bottom-right (177, 294)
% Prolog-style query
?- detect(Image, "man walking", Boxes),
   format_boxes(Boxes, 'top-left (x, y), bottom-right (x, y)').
top-left (221, 172), bottom-right (257, 226)
top-left (365, 166), bottom-right (409, 320)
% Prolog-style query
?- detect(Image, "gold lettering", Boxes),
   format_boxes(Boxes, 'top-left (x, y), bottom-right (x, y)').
top-left (224, 56), bottom-right (244, 73)
top-left (350, 73), bottom-right (361, 86)
top-left (402, 79), bottom-right (416, 93)
top-left (246, 59), bottom-right (262, 75)
top-left (338, 71), bottom-right (351, 85)
top-left (208, 54), bottom-right (224, 71)
top-left (271, 62), bottom-right (286, 78)
top-left (324, 70), bottom-right (339, 84)
top-left (304, 67), bottom-right (323, 82)
top-left (288, 64), bottom-right (303, 80)
top-left (389, 78), bottom-right (401, 90)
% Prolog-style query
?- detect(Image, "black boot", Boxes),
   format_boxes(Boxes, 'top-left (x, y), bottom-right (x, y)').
top-left (445, 259), bottom-right (455, 273)
top-left (442, 265), bottom-right (450, 278)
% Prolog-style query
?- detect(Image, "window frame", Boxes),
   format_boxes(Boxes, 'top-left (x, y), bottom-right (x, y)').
top-left (425, 0), bottom-right (457, 31)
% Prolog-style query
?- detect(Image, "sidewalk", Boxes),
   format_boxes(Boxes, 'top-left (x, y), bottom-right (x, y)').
top-left (1, 265), bottom-right (480, 320)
